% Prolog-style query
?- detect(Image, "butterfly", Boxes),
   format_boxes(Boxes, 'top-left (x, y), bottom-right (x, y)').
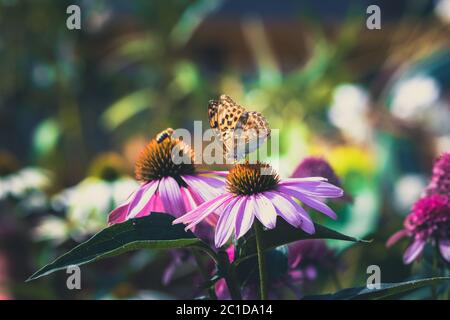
top-left (208, 94), bottom-right (270, 162)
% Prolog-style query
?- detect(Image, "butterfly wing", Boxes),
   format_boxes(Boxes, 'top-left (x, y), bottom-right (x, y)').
top-left (234, 111), bottom-right (271, 159)
top-left (208, 95), bottom-right (270, 161)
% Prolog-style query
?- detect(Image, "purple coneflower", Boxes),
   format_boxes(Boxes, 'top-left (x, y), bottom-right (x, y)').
top-left (387, 194), bottom-right (450, 264)
top-left (173, 162), bottom-right (343, 248)
top-left (107, 135), bottom-right (226, 225)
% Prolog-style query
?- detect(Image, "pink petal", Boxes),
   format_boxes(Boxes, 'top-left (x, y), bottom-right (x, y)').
top-left (107, 202), bottom-right (129, 225)
top-left (279, 179), bottom-right (343, 198)
top-left (128, 181), bottom-right (159, 219)
top-left (439, 239), bottom-right (450, 262)
top-left (181, 187), bottom-right (196, 212)
top-left (266, 191), bottom-right (315, 234)
top-left (278, 185), bottom-right (337, 219)
top-left (199, 170), bottom-right (229, 177)
top-left (403, 239), bottom-right (425, 264)
top-left (386, 229), bottom-right (409, 247)
top-left (235, 196), bottom-right (255, 239)
top-left (182, 175), bottom-right (225, 201)
top-left (253, 193), bottom-right (278, 229)
top-left (159, 176), bottom-right (186, 217)
top-left (214, 197), bottom-right (242, 247)
top-left (173, 194), bottom-right (233, 229)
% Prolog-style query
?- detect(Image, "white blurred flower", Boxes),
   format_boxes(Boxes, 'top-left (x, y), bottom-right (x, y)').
top-left (35, 176), bottom-right (138, 243)
top-left (328, 84), bottom-right (372, 143)
top-left (435, 0), bottom-right (450, 24)
top-left (390, 75), bottom-right (441, 123)
top-left (0, 167), bottom-right (51, 202)
top-left (393, 174), bottom-right (427, 213)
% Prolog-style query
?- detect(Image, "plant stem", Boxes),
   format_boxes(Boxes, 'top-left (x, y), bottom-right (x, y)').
top-left (254, 221), bottom-right (268, 300)
top-left (192, 249), bottom-right (217, 300)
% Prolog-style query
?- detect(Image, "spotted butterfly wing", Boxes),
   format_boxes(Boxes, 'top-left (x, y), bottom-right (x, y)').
top-left (208, 95), bottom-right (270, 161)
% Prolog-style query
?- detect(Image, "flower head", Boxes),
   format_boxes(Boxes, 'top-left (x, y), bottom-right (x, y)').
top-left (107, 132), bottom-right (226, 227)
top-left (387, 194), bottom-right (450, 264)
top-left (174, 162), bottom-right (343, 248)
top-left (425, 152), bottom-right (450, 197)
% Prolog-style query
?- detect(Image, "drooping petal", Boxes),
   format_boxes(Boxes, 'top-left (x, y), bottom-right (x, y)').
top-left (127, 181), bottom-right (159, 219)
top-left (265, 191), bottom-right (315, 234)
top-left (107, 202), bottom-right (129, 225)
top-left (386, 229), bottom-right (409, 247)
top-left (173, 193), bottom-right (233, 229)
top-left (159, 176), bottom-right (186, 217)
top-left (235, 196), bottom-right (255, 239)
top-left (215, 197), bottom-right (241, 247)
top-left (181, 187), bottom-right (196, 212)
top-left (135, 190), bottom-right (165, 218)
top-left (278, 185), bottom-right (337, 219)
top-left (439, 239), bottom-right (450, 262)
top-left (182, 175), bottom-right (225, 201)
top-left (253, 193), bottom-right (278, 229)
top-left (403, 239), bottom-right (426, 264)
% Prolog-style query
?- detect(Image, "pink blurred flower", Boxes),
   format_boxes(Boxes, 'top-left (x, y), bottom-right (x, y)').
top-left (174, 162), bottom-right (343, 248)
top-left (387, 194), bottom-right (450, 264)
top-left (425, 152), bottom-right (450, 197)
top-left (107, 135), bottom-right (226, 225)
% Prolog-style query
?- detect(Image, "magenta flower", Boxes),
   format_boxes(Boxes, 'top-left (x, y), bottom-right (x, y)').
top-left (387, 194), bottom-right (450, 264)
top-left (173, 162), bottom-right (343, 248)
top-left (425, 152), bottom-right (450, 196)
top-left (107, 135), bottom-right (226, 225)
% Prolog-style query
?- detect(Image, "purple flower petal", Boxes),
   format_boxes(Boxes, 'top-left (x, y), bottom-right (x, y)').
top-left (253, 193), bottom-right (277, 229)
top-left (279, 179), bottom-right (343, 198)
top-left (215, 197), bottom-right (242, 247)
top-left (107, 202), bottom-right (130, 225)
top-left (403, 239), bottom-right (425, 264)
top-left (235, 196), bottom-right (255, 239)
top-left (128, 181), bottom-right (159, 218)
top-left (199, 170), bottom-right (229, 177)
top-left (182, 175), bottom-right (225, 201)
top-left (386, 230), bottom-right (409, 247)
top-left (173, 193), bottom-right (233, 230)
top-left (265, 191), bottom-right (315, 234)
top-left (159, 176), bottom-right (186, 217)
top-left (278, 185), bottom-right (337, 219)
top-left (439, 239), bottom-right (450, 262)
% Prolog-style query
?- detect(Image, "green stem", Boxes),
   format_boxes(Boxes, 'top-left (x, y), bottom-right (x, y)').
top-left (254, 221), bottom-right (268, 300)
top-left (192, 249), bottom-right (217, 300)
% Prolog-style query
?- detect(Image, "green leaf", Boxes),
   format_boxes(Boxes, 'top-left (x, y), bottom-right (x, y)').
top-left (27, 213), bottom-right (206, 281)
top-left (235, 219), bottom-right (369, 265)
top-left (303, 277), bottom-right (450, 300)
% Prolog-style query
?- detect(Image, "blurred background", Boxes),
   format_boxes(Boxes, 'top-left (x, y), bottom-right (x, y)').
top-left (0, 0), bottom-right (449, 299)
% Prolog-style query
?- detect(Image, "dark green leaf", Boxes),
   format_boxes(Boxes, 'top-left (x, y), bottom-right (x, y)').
top-left (28, 213), bottom-right (206, 281)
top-left (303, 277), bottom-right (450, 300)
top-left (235, 219), bottom-right (369, 265)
